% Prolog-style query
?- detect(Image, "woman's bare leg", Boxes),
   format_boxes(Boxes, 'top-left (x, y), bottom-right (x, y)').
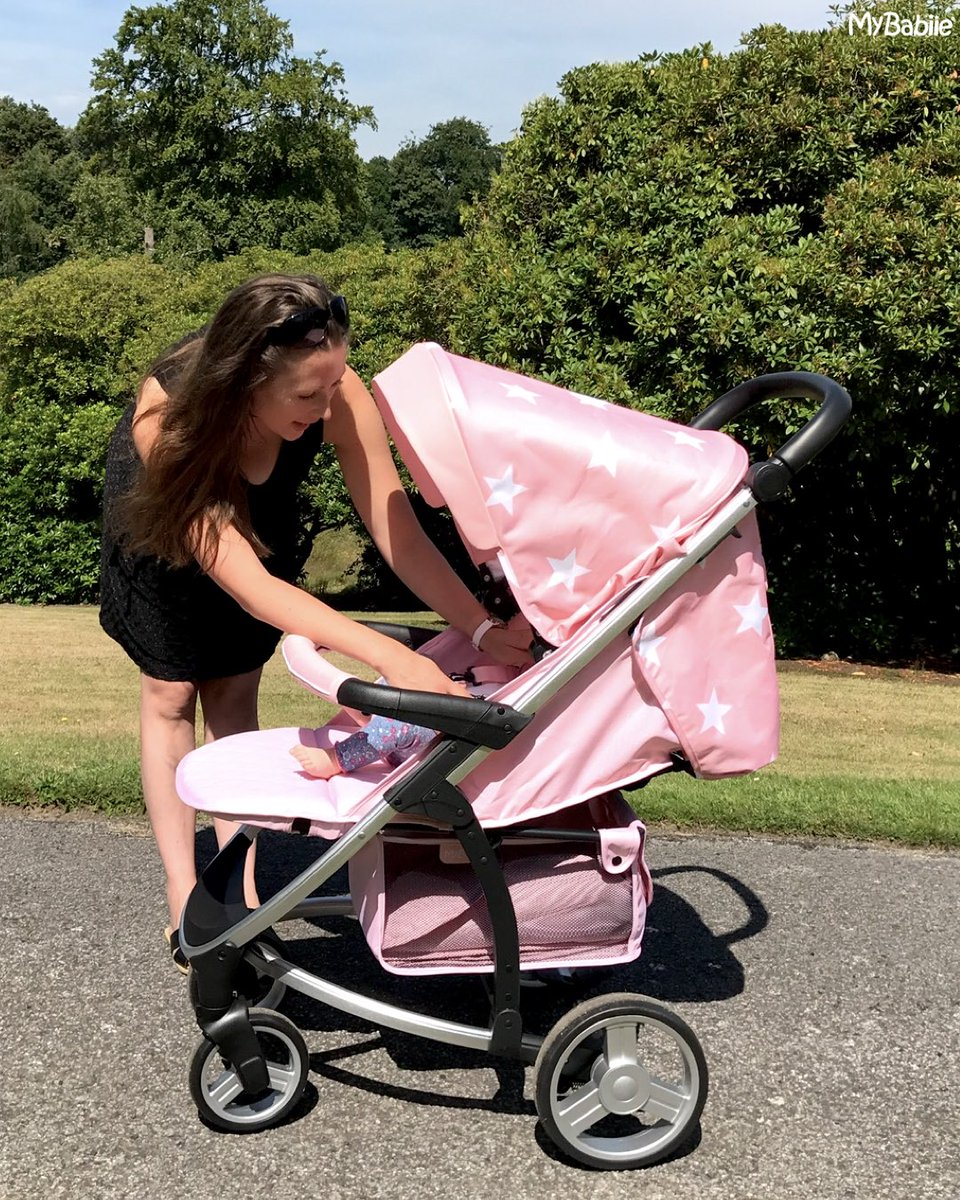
top-left (198, 667), bottom-right (263, 909)
top-left (139, 674), bottom-right (199, 928)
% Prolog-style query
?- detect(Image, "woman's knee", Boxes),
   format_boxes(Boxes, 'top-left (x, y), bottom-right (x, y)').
top-left (140, 674), bottom-right (198, 724)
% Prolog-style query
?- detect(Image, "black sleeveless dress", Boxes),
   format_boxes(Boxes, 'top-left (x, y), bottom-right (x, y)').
top-left (99, 402), bottom-right (327, 682)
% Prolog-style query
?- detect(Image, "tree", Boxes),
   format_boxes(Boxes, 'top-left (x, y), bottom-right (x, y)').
top-left (76, 0), bottom-right (374, 260)
top-left (0, 97), bottom-right (71, 168)
top-left (67, 171), bottom-right (146, 258)
top-left (451, 2), bottom-right (960, 664)
top-left (0, 98), bottom-right (78, 278)
top-left (368, 118), bottom-right (501, 247)
top-left (0, 182), bottom-right (47, 278)
top-left (362, 155), bottom-right (398, 245)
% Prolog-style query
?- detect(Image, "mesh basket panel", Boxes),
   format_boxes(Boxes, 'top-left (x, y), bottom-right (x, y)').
top-left (380, 842), bottom-right (636, 970)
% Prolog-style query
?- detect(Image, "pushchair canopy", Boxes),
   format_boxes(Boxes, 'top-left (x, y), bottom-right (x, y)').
top-left (373, 343), bottom-right (749, 645)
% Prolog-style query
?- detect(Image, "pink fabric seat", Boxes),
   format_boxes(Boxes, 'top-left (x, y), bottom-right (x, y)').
top-left (176, 722), bottom-right (412, 839)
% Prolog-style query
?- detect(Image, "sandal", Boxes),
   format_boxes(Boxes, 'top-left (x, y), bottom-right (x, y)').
top-left (163, 926), bottom-right (190, 975)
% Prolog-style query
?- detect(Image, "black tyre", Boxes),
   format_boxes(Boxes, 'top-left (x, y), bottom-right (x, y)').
top-left (534, 992), bottom-right (707, 1169)
top-left (189, 1008), bottom-right (308, 1133)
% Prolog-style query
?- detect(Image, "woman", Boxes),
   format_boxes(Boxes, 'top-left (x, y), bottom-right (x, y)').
top-left (99, 274), bottom-right (531, 969)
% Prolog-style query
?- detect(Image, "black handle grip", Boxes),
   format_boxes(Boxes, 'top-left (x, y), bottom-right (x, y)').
top-left (690, 371), bottom-right (852, 500)
top-left (336, 679), bottom-right (531, 750)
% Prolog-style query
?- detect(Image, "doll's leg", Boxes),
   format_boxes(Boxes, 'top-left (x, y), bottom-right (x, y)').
top-left (198, 668), bottom-right (263, 909)
top-left (290, 717), bottom-right (434, 780)
top-left (328, 728), bottom-right (383, 773)
top-left (364, 715), bottom-right (432, 753)
top-left (139, 673), bottom-right (200, 928)
top-left (290, 742), bottom-right (342, 778)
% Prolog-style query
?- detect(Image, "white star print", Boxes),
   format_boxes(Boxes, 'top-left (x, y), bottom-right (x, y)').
top-left (697, 688), bottom-right (732, 734)
top-left (574, 391), bottom-right (608, 409)
top-left (635, 621), bottom-right (666, 666)
top-left (587, 430), bottom-right (622, 477)
top-left (545, 550), bottom-right (590, 591)
top-left (734, 590), bottom-right (768, 636)
top-left (500, 383), bottom-right (540, 404)
top-left (484, 466), bottom-right (528, 515)
top-left (652, 515), bottom-right (682, 543)
top-left (668, 430), bottom-right (706, 451)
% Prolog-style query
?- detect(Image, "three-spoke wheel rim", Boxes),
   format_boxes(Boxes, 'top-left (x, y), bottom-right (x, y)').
top-left (195, 1025), bottom-right (304, 1128)
top-left (539, 1004), bottom-right (705, 1167)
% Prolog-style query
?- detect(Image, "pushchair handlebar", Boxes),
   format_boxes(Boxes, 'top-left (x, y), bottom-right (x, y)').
top-left (689, 371), bottom-right (852, 500)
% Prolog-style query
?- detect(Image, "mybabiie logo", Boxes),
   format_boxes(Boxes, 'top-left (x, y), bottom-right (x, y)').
top-left (847, 9), bottom-right (955, 34)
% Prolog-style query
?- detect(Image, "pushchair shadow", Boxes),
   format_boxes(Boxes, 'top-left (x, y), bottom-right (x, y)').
top-left (308, 1035), bottom-right (534, 1117)
top-left (626, 864), bottom-right (770, 1004)
top-left (196, 827), bottom-right (344, 893)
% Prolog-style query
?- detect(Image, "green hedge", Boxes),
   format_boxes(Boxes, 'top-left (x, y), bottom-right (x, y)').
top-left (446, 8), bottom-right (960, 663)
top-left (0, 7), bottom-right (957, 662)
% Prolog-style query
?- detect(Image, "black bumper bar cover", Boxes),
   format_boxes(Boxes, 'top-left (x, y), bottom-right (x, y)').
top-left (335, 679), bottom-right (532, 750)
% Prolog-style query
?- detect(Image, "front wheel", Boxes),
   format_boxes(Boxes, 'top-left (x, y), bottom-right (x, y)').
top-left (189, 1008), bottom-right (308, 1133)
top-left (534, 993), bottom-right (707, 1169)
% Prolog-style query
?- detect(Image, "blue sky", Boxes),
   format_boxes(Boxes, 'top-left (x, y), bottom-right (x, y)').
top-left (2, 1), bottom-right (836, 158)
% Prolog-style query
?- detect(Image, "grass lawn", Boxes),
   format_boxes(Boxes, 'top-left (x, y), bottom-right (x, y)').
top-left (2, 604), bottom-right (958, 847)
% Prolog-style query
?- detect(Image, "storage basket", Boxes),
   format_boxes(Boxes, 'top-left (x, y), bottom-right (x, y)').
top-left (348, 792), bottom-right (652, 975)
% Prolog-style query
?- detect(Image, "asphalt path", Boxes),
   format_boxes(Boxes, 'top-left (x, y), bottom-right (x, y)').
top-left (2, 808), bottom-right (958, 1200)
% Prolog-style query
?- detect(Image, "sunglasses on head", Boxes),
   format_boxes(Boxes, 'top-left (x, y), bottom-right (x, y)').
top-left (263, 295), bottom-right (350, 347)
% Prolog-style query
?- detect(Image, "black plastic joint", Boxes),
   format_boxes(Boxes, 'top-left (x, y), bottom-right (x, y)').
top-left (489, 1009), bottom-right (524, 1057)
top-left (197, 998), bottom-right (270, 1094)
top-left (190, 942), bottom-right (245, 1018)
top-left (386, 770), bottom-right (477, 821)
top-left (747, 457), bottom-right (794, 501)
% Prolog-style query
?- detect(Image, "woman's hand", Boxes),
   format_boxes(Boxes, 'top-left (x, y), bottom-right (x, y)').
top-left (479, 614), bottom-right (535, 667)
top-left (379, 646), bottom-right (470, 697)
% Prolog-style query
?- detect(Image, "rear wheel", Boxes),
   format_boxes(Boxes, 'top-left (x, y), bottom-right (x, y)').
top-left (534, 993), bottom-right (707, 1169)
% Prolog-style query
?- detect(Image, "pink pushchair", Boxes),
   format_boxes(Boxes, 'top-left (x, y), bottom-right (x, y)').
top-left (175, 344), bottom-right (850, 1168)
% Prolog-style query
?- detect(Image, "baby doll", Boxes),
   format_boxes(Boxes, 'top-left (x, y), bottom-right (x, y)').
top-left (290, 710), bottom-right (435, 778)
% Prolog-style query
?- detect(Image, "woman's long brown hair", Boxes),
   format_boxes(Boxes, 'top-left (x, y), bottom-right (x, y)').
top-left (115, 274), bottom-right (348, 570)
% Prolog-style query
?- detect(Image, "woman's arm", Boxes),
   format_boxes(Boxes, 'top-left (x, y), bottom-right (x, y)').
top-left (200, 521), bottom-right (468, 695)
top-left (326, 368), bottom-right (532, 666)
